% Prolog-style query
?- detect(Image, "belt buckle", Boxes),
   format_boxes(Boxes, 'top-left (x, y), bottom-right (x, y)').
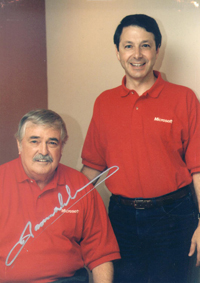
top-left (133, 199), bottom-right (145, 209)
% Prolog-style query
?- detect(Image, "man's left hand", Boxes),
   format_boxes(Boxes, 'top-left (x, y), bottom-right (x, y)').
top-left (189, 224), bottom-right (200, 266)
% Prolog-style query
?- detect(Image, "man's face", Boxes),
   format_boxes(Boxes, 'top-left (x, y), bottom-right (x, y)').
top-left (17, 122), bottom-right (63, 186)
top-left (116, 25), bottom-right (159, 85)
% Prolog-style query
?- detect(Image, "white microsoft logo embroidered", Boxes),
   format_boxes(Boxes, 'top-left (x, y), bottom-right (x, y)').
top-left (61, 209), bottom-right (79, 213)
top-left (154, 117), bottom-right (173, 124)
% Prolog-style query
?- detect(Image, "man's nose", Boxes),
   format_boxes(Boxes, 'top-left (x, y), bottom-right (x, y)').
top-left (134, 47), bottom-right (142, 59)
top-left (39, 142), bottom-right (49, 155)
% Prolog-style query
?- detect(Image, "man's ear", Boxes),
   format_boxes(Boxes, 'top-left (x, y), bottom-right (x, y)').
top-left (156, 46), bottom-right (160, 57)
top-left (16, 139), bottom-right (22, 155)
top-left (61, 143), bottom-right (65, 155)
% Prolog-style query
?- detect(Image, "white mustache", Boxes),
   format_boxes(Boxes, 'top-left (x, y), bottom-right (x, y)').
top-left (33, 154), bottom-right (53, 163)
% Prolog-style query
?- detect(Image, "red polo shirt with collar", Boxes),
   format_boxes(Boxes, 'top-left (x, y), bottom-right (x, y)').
top-left (0, 157), bottom-right (120, 283)
top-left (82, 71), bottom-right (200, 198)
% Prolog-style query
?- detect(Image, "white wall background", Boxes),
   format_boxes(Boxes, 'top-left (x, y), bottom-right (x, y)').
top-left (45, 0), bottom-right (200, 281)
top-left (46, 0), bottom-right (200, 203)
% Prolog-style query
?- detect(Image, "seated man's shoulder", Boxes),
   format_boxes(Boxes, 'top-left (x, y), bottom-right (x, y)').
top-left (59, 163), bottom-right (92, 184)
top-left (0, 158), bottom-right (18, 173)
top-left (59, 163), bottom-right (96, 199)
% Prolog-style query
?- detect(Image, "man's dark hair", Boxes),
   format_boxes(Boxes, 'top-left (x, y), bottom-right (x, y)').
top-left (114, 14), bottom-right (162, 51)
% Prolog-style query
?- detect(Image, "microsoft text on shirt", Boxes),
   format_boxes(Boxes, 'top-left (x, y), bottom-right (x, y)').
top-left (61, 209), bottom-right (79, 213)
top-left (154, 117), bottom-right (173, 124)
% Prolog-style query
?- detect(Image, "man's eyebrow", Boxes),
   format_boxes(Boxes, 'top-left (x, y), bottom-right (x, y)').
top-left (29, 136), bottom-right (40, 140)
top-left (124, 40), bottom-right (133, 44)
top-left (48, 138), bottom-right (59, 143)
top-left (123, 40), bottom-right (152, 44)
top-left (141, 40), bottom-right (152, 43)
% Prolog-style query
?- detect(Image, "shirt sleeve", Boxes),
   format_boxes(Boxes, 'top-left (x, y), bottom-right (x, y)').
top-left (82, 98), bottom-right (107, 172)
top-left (185, 90), bottom-right (200, 174)
top-left (80, 186), bottom-right (121, 270)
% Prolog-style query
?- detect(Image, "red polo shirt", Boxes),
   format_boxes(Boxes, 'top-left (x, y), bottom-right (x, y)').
top-left (0, 157), bottom-right (120, 282)
top-left (82, 71), bottom-right (200, 198)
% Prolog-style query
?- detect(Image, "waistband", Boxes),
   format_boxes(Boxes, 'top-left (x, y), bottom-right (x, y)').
top-left (52, 268), bottom-right (89, 283)
top-left (111, 184), bottom-right (192, 209)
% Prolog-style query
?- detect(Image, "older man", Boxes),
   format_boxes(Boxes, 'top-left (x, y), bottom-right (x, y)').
top-left (0, 109), bottom-right (120, 283)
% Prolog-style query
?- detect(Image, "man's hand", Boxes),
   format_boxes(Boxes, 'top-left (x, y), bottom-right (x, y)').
top-left (189, 173), bottom-right (200, 266)
top-left (189, 225), bottom-right (200, 266)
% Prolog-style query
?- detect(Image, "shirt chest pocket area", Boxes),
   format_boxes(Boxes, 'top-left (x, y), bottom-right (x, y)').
top-left (146, 117), bottom-right (183, 148)
top-left (46, 210), bottom-right (81, 241)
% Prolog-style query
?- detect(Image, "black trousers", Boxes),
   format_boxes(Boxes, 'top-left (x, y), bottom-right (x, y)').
top-left (109, 191), bottom-right (198, 283)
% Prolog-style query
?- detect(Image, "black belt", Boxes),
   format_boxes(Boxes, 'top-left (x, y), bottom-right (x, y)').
top-left (111, 184), bottom-right (191, 209)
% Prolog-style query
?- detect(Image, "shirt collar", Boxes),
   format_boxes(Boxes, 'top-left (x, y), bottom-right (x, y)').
top-left (16, 156), bottom-right (30, 183)
top-left (120, 71), bottom-right (166, 98)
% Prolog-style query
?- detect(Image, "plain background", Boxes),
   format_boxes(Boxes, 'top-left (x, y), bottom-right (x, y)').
top-left (46, 0), bottom-right (200, 207)
top-left (0, 0), bottom-right (47, 165)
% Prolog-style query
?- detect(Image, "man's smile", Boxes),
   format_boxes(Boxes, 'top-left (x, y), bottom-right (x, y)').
top-left (130, 62), bottom-right (146, 67)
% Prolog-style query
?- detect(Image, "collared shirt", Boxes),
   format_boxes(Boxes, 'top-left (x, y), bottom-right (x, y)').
top-left (82, 71), bottom-right (200, 198)
top-left (0, 157), bottom-right (120, 282)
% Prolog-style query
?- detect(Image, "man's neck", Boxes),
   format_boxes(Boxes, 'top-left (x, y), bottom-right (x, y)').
top-left (36, 180), bottom-right (50, 190)
top-left (125, 73), bottom-right (157, 96)
top-left (25, 171), bottom-right (55, 190)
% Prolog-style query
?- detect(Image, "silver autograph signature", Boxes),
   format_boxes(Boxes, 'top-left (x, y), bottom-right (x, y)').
top-left (5, 166), bottom-right (119, 266)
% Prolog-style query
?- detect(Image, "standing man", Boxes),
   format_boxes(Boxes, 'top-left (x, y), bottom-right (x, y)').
top-left (0, 109), bottom-right (120, 283)
top-left (81, 14), bottom-right (200, 283)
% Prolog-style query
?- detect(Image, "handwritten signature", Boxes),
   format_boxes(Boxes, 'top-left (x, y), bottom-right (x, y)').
top-left (5, 166), bottom-right (119, 266)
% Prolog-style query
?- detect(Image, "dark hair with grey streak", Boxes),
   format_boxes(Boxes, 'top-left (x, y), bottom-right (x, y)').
top-left (15, 109), bottom-right (68, 145)
top-left (114, 14), bottom-right (162, 51)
